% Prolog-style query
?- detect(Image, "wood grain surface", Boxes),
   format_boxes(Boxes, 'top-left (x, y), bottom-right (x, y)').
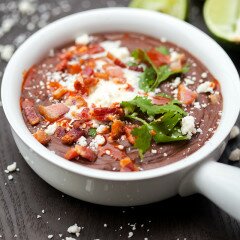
top-left (0, 0), bottom-right (239, 239)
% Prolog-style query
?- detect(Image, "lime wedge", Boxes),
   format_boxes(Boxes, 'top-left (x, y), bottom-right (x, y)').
top-left (129, 0), bottom-right (189, 20)
top-left (204, 0), bottom-right (240, 45)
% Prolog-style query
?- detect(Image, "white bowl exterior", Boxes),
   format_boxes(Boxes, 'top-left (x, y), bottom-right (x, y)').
top-left (2, 8), bottom-right (240, 205)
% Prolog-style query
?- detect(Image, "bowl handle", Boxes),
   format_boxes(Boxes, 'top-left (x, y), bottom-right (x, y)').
top-left (179, 160), bottom-right (240, 221)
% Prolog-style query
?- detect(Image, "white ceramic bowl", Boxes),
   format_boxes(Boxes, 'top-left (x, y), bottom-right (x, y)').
top-left (2, 8), bottom-right (240, 220)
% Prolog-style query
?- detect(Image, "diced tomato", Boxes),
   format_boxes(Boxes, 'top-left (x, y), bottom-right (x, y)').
top-left (52, 87), bottom-right (68, 100)
top-left (21, 99), bottom-right (40, 126)
top-left (124, 125), bottom-right (136, 145)
top-left (33, 130), bottom-right (51, 145)
top-left (38, 103), bottom-right (69, 122)
top-left (151, 96), bottom-right (171, 105)
top-left (177, 84), bottom-right (197, 105)
top-left (65, 148), bottom-right (79, 160)
top-left (146, 48), bottom-right (170, 67)
top-left (111, 120), bottom-right (125, 140)
top-left (75, 145), bottom-right (97, 162)
top-left (61, 128), bottom-right (85, 145)
top-left (103, 64), bottom-right (125, 79)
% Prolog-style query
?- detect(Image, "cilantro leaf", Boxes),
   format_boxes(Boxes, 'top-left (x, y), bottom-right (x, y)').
top-left (155, 46), bottom-right (169, 55)
top-left (132, 125), bottom-right (152, 159)
top-left (121, 96), bottom-right (188, 157)
top-left (88, 128), bottom-right (97, 137)
top-left (139, 67), bottom-right (156, 92)
top-left (131, 47), bottom-right (189, 92)
top-left (121, 96), bottom-right (186, 117)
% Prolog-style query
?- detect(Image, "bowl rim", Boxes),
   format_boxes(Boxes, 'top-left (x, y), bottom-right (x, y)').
top-left (2, 7), bottom-right (240, 181)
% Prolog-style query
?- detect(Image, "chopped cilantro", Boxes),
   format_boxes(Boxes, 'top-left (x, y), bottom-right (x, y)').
top-left (121, 96), bottom-right (188, 158)
top-left (155, 46), bottom-right (170, 55)
top-left (88, 128), bottom-right (97, 137)
top-left (131, 47), bottom-right (189, 92)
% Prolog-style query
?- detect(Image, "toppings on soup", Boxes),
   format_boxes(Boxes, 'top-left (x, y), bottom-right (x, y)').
top-left (20, 33), bottom-right (222, 171)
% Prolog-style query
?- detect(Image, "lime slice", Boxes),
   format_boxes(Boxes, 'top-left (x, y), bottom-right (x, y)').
top-left (129, 0), bottom-right (189, 20)
top-left (204, 0), bottom-right (240, 45)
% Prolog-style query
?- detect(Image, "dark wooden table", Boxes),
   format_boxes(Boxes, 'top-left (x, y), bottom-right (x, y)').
top-left (0, 0), bottom-right (240, 239)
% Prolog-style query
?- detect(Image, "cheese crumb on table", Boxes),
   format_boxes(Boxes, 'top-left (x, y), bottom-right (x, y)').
top-left (8, 175), bottom-right (13, 180)
top-left (67, 223), bottom-right (81, 237)
top-left (7, 162), bottom-right (17, 172)
top-left (229, 148), bottom-right (240, 161)
top-left (47, 235), bottom-right (53, 239)
top-left (230, 126), bottom-right (240, 140)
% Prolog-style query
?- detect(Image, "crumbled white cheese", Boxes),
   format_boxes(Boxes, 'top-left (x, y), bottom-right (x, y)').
top-left (0, 45), bottom-right (14, 61)
top-left (170, 51), bottom-right (180, 62)
top-left (18, 1), bottom-right (36, 15)
top-left (8, 175), bottom-right (13, 180)
top-left (230, 126), bottom-right (240, 140)
top-left (118, 145), bottom-right (124, 150)
top-left (45, 122), bottom-right (57, 135)
top-left (193, 102), bottom-right (201, 109)
top-left (7, 162), bottom-right (17, 172)
top-left (94, 135), bottom-right (105, 145)
top-left (196, 81), bottom-right (214, 94)
top-left (75, 33), bottom-right (91, 45)
top-left (128, 232), bottom-right (134, 238)
top-left (76, 136), bottom-right (88, 147)
top-left (201, 72), bottom-right (208, 78)
top-left (94, 60), bottom-right (107, 72)
top-left (67, 224), bottom-right (81, 237)
top-left (151, 149), bottom-right (157, 154)
top-left (96, 125), bottom-right (108, 134)
top-left (229, 148), bottom-right (240, 161)
top-left (181, 116), bottom-right (196, 138)
top-left (184, 78), bottom-right (194, 85)
top-left (100, 40), bottom-right (130, 61)
top-left (59, 74), bottom-right (80, 91)
top-left (66, 237), bottom-right (76, 240)
top-left (171, 77), bottom-right (181, 88)
top-left (86, 79), bottom-right (138, 107)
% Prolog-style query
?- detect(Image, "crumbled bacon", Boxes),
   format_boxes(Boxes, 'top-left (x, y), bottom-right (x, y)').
top-left (67, 64), bottom-right (81, 74)
top-left (52, 87), bottom-right (68, 100)
top-left (107, 52), bottom-right (126, 68)
top-left (65, 95), bottom-right (87, 108)
top-left (177, 84), bottom-right (197, 105)
top-left (128, 65), bottom-right (144, 72)
top-left (209, 94), bottom-right (220, 104)
top-left (65, 148), bottom-right (79, 160)
top-left (21, 99), bottom-right (40, 126)
top-left (82, 66), bottom-right (94, 77)
top-left (75, 145), bottom-right (97, 162)
top-left (98, 143), bottom-right (126, 160)
top-left (92, 107), bottom-right (124, 121)
top-left (147, 48), bottom-right (170, 67)
top-left (61, 128), bottom-right (85, 145)
top-left (88, 44), bottom-right (105, 54)
top-left (77, 107), bottom-right (91, 121)
top-left (55, 59), bottom-right (68, 71)
top-left (151, 95), bottom-right (171, 105)
top-left (33, 130), bottom-right (51, 145)
top-left (103, 64), bottom-right (125, 79)
top-left (111, 120), bottom-right (125, 140)
top-left (54, 126), bottom-right (67, 138)
top-left (124, 125), bottom-right (136, 145)
top-left (120, 157), bottom-right (139, 172)
top-left (94, 72), bottom-right (109, 80)
top-left (38, 103), bottom-right (69, 122)
top-left (170, 53), bottom-right (186, 72)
